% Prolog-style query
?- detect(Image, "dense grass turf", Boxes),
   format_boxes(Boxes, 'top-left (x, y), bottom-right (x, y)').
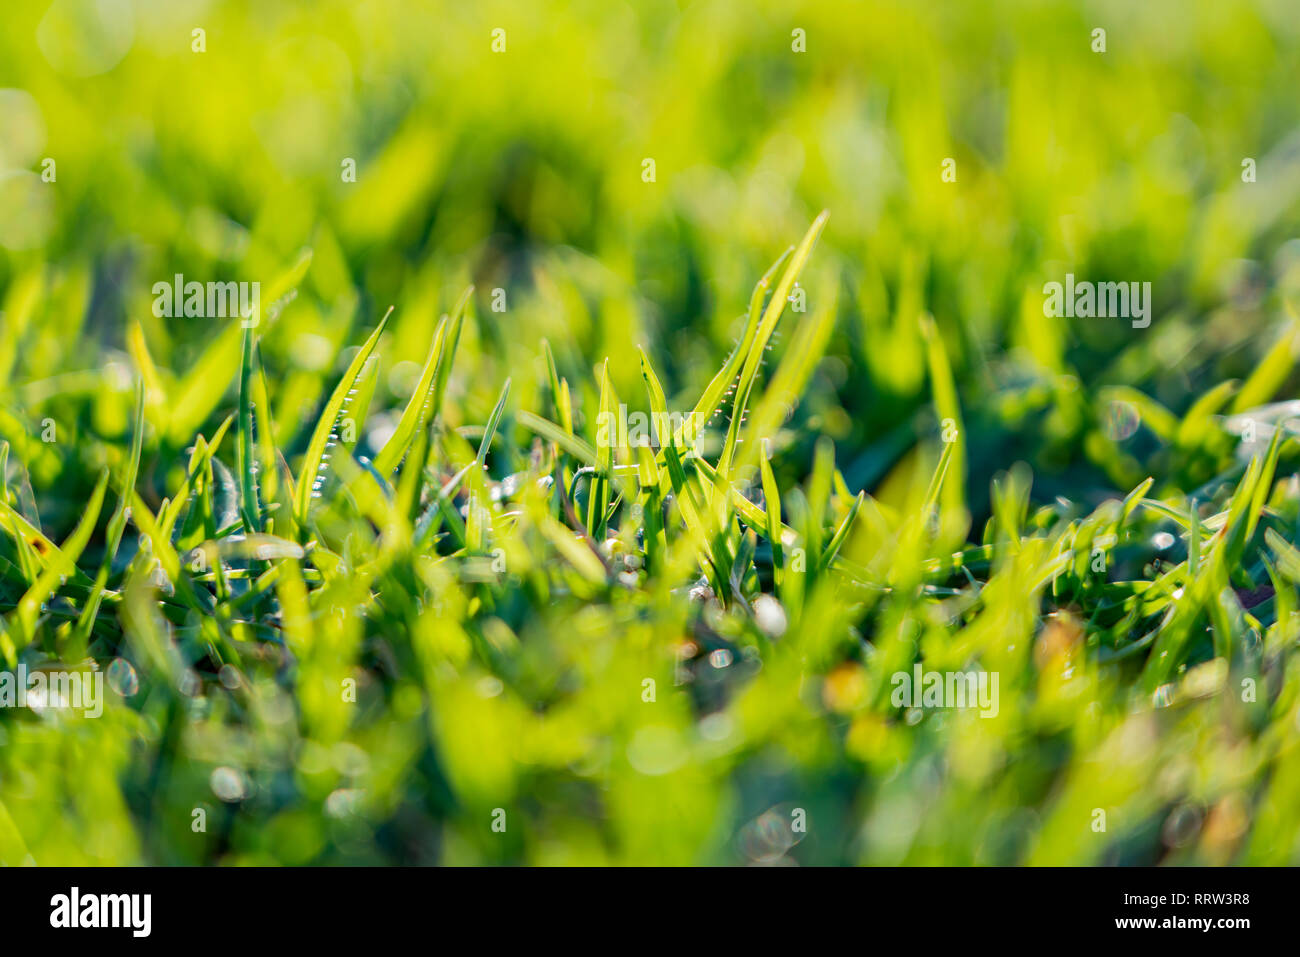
top-left (1, 0), bottom-right (1299, 864)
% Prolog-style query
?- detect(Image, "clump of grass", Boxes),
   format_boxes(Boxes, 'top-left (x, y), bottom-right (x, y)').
top-left (1, 211), bottom-right (1299, 865)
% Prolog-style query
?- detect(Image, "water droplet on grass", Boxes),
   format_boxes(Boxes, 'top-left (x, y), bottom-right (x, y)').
top-left (107, 657), bottom-right (138, 696)
top-left (1102, 400), bottom-right (1140, 441)
top-left (210, 766), bottom-right (247, 802)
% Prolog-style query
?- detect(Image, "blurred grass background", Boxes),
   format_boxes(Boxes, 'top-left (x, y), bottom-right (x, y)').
top-left (1, 0), bottom-right (1299, 864)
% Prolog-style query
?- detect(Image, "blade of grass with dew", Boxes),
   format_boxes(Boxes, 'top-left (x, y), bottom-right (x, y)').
top-left (294, 307), bottom-right (392, 532)
top-left (734, 283), bottom-right (840, 476)
top-left (1140, 464), bottom-right (1264, 689)
top-left (674, 246), bottom-right (794, 452)
top-left (715, 211), bottom-right (828, 483)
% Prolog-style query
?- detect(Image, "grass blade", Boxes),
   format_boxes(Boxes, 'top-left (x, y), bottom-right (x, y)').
top-left (293, 306), bottom-right (393, 532)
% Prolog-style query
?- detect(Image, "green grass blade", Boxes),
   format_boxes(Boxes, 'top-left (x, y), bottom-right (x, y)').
top-left (716, 210), bottom-right (828, 480)
top-left (517, 410), bottom-right (597, 465)
top-left (293, 306), bottom-right (392, 531)
top-left (14, 470), bottom-right (109, 644)
top-left (237, 324), bottom-right (261, 533)
top-left (477, 377), bottom-right (512, 467)
top-left (374, 287), bottom-right (472, 476)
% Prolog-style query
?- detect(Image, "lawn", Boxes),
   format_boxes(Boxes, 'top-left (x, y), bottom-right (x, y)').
top-left (1, 0), bottom-right (1299, 865)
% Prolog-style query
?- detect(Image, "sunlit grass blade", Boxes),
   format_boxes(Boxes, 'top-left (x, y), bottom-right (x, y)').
top-left (821, 491), bottom-right (865, 572)
top-left (374, 287), bottom-right (472, 476)
top-left (73, 379), bottom-right (146, 648)
top-left (517, 410), bottom-right (597, 465)
top-left (587, 360), bottom-right (614, 538)
top-left (716, 210), bottom-right (828, 481)
top-left (477, 378), bottom-right (512, 467)
top-left (237, 324), bottom-right (261, 533)
top-left (293, 306), bottom-right (393, 532)
top-left (13, 469), bottom-right (109, 645)
top-left (920, 312), bottom-right (965, 518)
top-left (670, 247), bottom-right (794, 451)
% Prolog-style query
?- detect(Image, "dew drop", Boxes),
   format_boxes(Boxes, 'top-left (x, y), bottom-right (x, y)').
top-left (106, 657), bottom-right (139, 696)
top-left (210, 766), bottom-right (247, 802)
top-left (1102, 400), bottom-right (1140, 442)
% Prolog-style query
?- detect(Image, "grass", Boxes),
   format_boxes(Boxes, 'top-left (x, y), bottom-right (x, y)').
top-left (2, 0), bottom-right (1300, 865)
top-left (3, 210), bottom-right (1300, 865)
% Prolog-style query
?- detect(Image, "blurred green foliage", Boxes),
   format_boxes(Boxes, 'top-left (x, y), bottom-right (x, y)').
top-left (1, 0), bottom-right (1300, 864)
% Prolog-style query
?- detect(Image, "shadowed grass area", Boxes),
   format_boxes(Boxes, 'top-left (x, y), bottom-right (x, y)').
top-left (1, 0), bottom-right (1299, 865)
